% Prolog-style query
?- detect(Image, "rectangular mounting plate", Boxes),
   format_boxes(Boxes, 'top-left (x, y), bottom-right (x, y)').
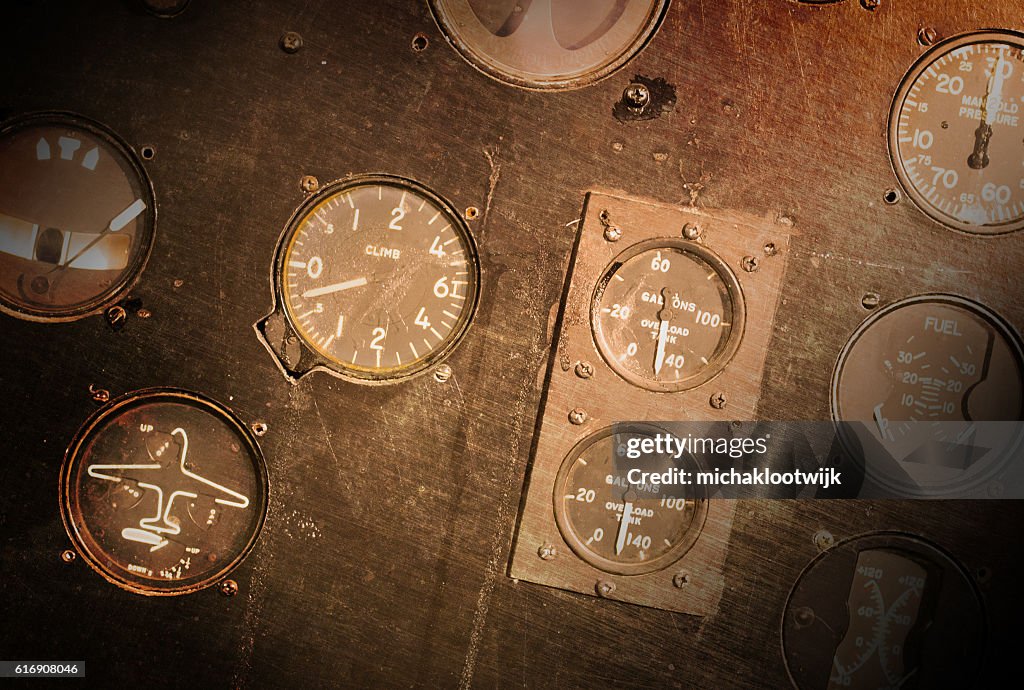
top-left (510, 191), bottom-right (793, 614)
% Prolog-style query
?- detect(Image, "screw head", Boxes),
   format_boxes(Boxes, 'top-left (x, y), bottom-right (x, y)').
top-left (682, 223), bottom-right (701, 240)
top-left (464, 206), bottom-right (480, 221)
top-left (219, 579), bottom-right (239, 597)
top-left (89, 384), bottom-right (110, 404)
top-left (434, 364), bottom-right (452, 383)
top-left (595, 580), bottom-right (616, 597)
top-left (574, 361), bottom-right (594, 379)
top-left (813, 529), bottom-right (835, 551)
top-left (741, 256), bottom-right (759, 273)
top-left (672, 571), bottom-right (690, 588)
top-left (917, 27), bottom-right (938, 46)
top-left (603, 226), bottom-right (622, 242)
top-left (105, 305), bottom-right (127, 331)
top-left (709, 392), bottom-right (727, 410)
top-left (860, 0), bottom-right (881, 10)
top-left (568, 408), bottom-right (588, 425)
top-left (623, 83), bottom-right (651, 109)
top-left (300, 175), bottom-right (319, 193)
top-left (861, 292), bottom-right (881, 310)
top-left (763, 242), bottom-right (777, 256)
top-left (537, 544), bottom-right (557, 561)
top-left (250, 421), bottom-right (268, 437)
top-left (60, 550), bottom-right (76, 564)
top-left (280, 31), bottom-right (303, 54)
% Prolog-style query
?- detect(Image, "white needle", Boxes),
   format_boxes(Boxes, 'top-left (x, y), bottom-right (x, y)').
top-left (109, 198), bottom-right (146, 232)
top-left (986, 48), bottom-right (1006, 126)
top-left (654, 320), bottom-right (669, 375)
top-left (615, 501), bottom-right (633, 555)
top-left (302, 277), bottom-right (368, 298)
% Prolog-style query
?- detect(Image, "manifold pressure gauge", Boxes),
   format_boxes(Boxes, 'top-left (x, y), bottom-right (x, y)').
top-left (60, 389), bottom-right (268, 595)
top-left (0, 112), bottom-right (156, 320)
top-left (591, 238), bottom-right (745, 391)
top-left (256, 175), bottom-right (480, 383)
top-left (428, 0), bottom-right (670, 90)
top-left (553, 425), bottom-right (707, 576)
top-left (889, 30), bottom-right (1024, 234)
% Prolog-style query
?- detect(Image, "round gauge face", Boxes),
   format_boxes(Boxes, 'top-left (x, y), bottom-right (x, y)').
top-left (553, 425), bottom-right (707, 575)
top-left (832, 295), bottom-right (1024, 494)
top-left (783, 534), bottom-right (984, 690)
top-left (0, 112), bottom-right (156, 320)
top-left (429, 0), bottom-right (670, 90)
top-left (278, 176), bottom-right (480, 383)
top-left (889, 31), bottom-right (1024, 234)
top-left (60, 389), bottom-right (268, 595)
top-left (591, 238), bottom-right (745, 392)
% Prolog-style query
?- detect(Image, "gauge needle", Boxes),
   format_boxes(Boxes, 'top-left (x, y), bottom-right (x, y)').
top-left (301, 277), bottom-right (368, 298)
top-left (968, 51), bottom-right (1005, 170)
top-left (654, 288), bottom-right (673, 376)
top-left (615, 501), bottom-right (633, 555)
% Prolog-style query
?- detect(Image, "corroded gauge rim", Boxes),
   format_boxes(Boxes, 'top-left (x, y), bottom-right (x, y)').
top-left (887, 29), bottom-right (1024, 236)
top-left (830, 293), bottom-right (1024, 495)
top-left (552, 424), bottom-right (709, 576)
top-left (265, 173), bottom-right (481, 385)
top-left (59, 388), bottom-right (269, 596)
top-left (0, 111), bottom-right (157, 322)
top-left (590, 237), bottom-right (746, 392)
top-left (780, 531), bottom-right (986, 690)
top-left (427, 0), bottom-right (671, 91)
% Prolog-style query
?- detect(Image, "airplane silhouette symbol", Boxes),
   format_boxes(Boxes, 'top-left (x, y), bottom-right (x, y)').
top-left (86, 427), bottom-right (250, 552)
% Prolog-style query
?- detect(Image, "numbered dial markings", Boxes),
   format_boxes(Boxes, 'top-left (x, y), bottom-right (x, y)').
top-left (554, 427), bottom-right (706, 575)
top-left (59, 390), bottom-right (268, 595)
top-left (281, 178), bottom-right (479, 381)
top-left (592, 240), bottom-right (744, 392)
top-left (0, 113), bottom-right (155, 320)
top-left (890, 31), bottom-right (1024, 234)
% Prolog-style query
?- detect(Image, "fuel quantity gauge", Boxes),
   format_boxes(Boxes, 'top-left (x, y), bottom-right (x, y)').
top-left (591, 238), bottom-right (744, 392)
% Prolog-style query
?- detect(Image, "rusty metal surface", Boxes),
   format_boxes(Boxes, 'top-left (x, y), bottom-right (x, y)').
top-left (0, 1), bottom-right (1021, 687)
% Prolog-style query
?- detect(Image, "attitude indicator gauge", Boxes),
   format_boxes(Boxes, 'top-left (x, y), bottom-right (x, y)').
top-left (258, 175), bottom-right (480, 383)
top-left (889, 30), bottom-right (1024, 234)
top-left (591, 238), bottom-right (744, 392)
top-left (0, 112), bottom-right (156, 320)
top-left (783, 533), bottom-right (984, 690)
top-left (428, 0), bottom-right (669, 90)
top-left (553, 425), bottom-right (707, 576)
top-left (832, 294), bottom-right (1024, 495)
top-left (59, 389), bottom-right (268, 596)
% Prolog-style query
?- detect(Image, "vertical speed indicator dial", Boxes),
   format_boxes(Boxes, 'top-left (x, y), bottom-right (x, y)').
top-left (276, 176), bottom-right (480, 383)
top-left (889, 31), bottom-right (1024, 234)
top-left (591, 238), bottom-right (745, 392)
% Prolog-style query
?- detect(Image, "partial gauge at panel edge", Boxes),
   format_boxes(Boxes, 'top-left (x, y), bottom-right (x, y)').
top-left (60, 388), bottom-right (268, 596)
top-left (782, 533), bottom-right (985, 690)
top-left (428, 0), bottom-right (670, 90)
top-left (553, 424), bottom-right (708, 576)
top-left (831, 294), bottom-right (1024, 496)
top-left (591, 237), bottom-right (745, 392)
top-left (257, 174), bottom-right (480, 384)
top-left (888, 30), bottom-right (1024, 235)
top-left (0, 112), bottom-right (156, 321)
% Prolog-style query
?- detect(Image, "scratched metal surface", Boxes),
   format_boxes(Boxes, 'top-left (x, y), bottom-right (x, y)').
top-left (0, 1), bottom-right (1022, 687)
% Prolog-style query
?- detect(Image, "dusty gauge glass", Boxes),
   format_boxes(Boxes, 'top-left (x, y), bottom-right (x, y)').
top-left (428, 0), bottom-right (670, 90)
top-left (553, 425), bottom-right (707, 575)
top-left (257, 175), bottom-right (480, 383)
top-left (60, 389), bottom-right (269, 595)
top-left (0, 112), bottom-right (155, 320)
top-left (831, 294), bottom-right (1024, 495)
top-left (888, 30), bottom-right (1024, 234)
top-left (591, 238), bottom-right (745, 392)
